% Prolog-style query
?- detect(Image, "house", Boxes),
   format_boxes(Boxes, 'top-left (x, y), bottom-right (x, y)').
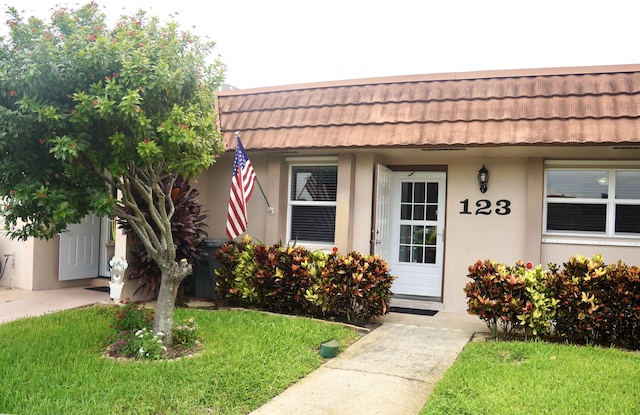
top-left (0, 214), bottom-right (121, 290)
top-left (2, 64), bottom-right (640, 313)
top-left (197, 63), bottom-right (640, 312)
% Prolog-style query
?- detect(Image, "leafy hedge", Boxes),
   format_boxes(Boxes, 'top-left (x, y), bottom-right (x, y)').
top-left (465, 259), bottom-right (557, 339)
top-left (549, 255), bottom-right (640, 349)
top-left (465, 254), bottom-right (640, 350)
top-left (215, 237), bottom-right (396, 324)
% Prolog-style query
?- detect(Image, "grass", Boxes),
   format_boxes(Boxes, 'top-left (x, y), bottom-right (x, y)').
top-left (0, 306), bottom-right (361, 415)
top-left (420, 340), bottom-right (640, 415)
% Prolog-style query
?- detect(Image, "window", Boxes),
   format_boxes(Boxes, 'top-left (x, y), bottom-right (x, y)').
top-left (398, 181), bottom-right (439, 264)
top-left (545, 168), bottom-right (640, 236)
top-left (288, 164), bottom-right (338, 244)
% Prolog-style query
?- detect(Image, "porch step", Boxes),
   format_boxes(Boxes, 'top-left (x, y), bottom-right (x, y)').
top-left (390, 297), bottom-right (443, 312)
top-left (88, 276), bottom-right (110, 288)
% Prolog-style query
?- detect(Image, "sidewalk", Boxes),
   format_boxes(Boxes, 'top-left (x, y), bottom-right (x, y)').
top-left (0, 286), bottom-right (109, 324)
top-left (250, 310), bottom-right (488, 415)
top-left (0, 287), bottom-right (489, 415)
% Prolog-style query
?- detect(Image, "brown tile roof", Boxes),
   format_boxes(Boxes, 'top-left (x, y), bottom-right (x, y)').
top-left (217, 64), bottom-right (640, 150)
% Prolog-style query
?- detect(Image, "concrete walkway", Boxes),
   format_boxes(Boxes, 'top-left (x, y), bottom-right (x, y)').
top-left (0, 286), bottom-right (110, 324)
top-left (0, 286), bottom-right (489, 415)
top-left (251, 311), bottom-right (487, 415)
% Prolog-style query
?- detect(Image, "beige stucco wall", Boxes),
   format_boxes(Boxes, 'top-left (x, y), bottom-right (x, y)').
top-left (194, 145), bottom-right (640, 314)
top-left (32, 236), bottom-right (98, 290)
top-left (31, 238), bottom-right (60, 290)
top-left (442, 158), bottom-right (530, 311)
top-left (198, 150), bottom-right (541, 312)
top-left (352, 153), bottom-right (376, 253)
top-left (200, 152), bottom-right (271, 242)
top-left (541, 242), bottom-right (640, 268)
top-left (0, 233), bottom-right (98, 291)
top-left (0, 236), bottom-right (34, 290)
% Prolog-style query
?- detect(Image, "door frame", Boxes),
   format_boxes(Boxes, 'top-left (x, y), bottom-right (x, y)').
top-left (372, 165), bottom-right (448, 300)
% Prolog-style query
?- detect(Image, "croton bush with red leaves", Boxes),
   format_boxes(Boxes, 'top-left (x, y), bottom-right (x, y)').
top-left (465, 254), bottom-right (640, 350)
top-left (549, 254), bottom-right (640, 349)
top-left (465, 259), bottom-right (557, 339)
top-left (312, 250), bottom-right (396, 323)
top-left (215, 236), bottom-right (396, 324)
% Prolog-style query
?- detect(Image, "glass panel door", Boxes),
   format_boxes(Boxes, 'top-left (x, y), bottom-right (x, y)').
top-left (390, 171), bottom-right (446, 298)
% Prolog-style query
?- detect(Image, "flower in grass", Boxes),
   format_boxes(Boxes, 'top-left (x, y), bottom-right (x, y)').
top-left (173, 318), bottom-right (200, 347)
top-left (128, 328), bottom-right (167, 359)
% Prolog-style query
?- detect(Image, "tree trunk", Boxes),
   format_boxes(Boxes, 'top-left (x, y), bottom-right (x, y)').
top-left (153, 260), bottom-right (192, 346)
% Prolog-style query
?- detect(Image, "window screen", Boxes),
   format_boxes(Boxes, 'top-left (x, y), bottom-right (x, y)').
top-left (289, 165), bottom-right (338, 243)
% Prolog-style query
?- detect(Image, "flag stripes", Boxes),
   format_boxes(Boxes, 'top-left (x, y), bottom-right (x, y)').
top-left (226, 137), bottom-right (256, 239)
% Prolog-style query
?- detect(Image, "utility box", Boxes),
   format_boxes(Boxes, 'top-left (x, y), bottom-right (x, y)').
top-left (193, 238), bottom-right (227, 300)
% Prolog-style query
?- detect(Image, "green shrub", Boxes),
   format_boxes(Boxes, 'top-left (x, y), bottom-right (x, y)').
top-left (251, 243), bottom-right (322, 316)
top-left (307, 250), bottom-right (395, 323)
top-left (110, 300), bottom-right (154, 333)
top-left (465, 259), bottom-right (527, 338)
top-left (516, 262), bottom-right (558, 338)
top-left (549, 254), bottom-right (640, 349)
top-left (466, 254), bottom-right (640, 350)
top-left (215, 235), bottom-right (258, 304)
top-left (128, 328), bottom-right (167, 360)
top-left (108, 302), bottom-right (201, 359)
top-left (465, 259), bottom-right (557, 339)
top-left (216, 238), bottom-right (395, 323)
top-left (173, 317), bottom-right (200, 348)
top-left (216, 238), bottom-right (316, 313)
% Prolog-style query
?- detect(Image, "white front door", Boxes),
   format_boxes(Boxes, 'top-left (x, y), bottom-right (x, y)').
top-left (58, 213), bottom-right (101, 281)
top-left (375, 170), bottom-right (446, 298)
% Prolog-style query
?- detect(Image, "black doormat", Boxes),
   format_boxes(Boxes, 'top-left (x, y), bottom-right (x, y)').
top-left (85, 286), bottom-right (109, 293)
top-left (390, 306), bottom-right (438, 316)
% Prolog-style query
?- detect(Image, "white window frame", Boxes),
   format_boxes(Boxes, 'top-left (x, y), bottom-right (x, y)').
top-left (286, 157), bottom-right (338, 249)
top-left (543, 162), bottom-right (640, 239)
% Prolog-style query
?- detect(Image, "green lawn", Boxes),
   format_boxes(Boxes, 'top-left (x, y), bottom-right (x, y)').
top-left (421, 340), bottom-right (640, 415)
top-left (0, 306), bottom-right (361, 415)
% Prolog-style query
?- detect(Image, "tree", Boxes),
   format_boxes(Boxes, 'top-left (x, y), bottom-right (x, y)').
top-left (0, 2), bottom-right (225, 345)
top-left (119, 175), bottom-right (209, 300)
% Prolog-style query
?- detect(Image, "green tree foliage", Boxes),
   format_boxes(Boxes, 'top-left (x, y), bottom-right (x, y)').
top-left (0, 2), bottom-right (225, 345)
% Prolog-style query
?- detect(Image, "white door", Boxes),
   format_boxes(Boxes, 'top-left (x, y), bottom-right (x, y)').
top-left (372, 164), bottom-right (393, 258)
top-left (376, 171), bottom-right (446, 298)
top-left (58, 213), bottom-right (101, 281)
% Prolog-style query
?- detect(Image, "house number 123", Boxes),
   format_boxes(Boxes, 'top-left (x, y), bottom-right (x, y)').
top-left (459, 199), bottom-right (511, 215)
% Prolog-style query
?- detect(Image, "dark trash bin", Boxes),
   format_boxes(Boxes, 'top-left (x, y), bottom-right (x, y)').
top-left (193, 237), bottom-right (227, 300)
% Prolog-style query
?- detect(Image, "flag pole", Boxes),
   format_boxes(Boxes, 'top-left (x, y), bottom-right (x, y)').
top-left (235, 132), bottom-right (274, 215)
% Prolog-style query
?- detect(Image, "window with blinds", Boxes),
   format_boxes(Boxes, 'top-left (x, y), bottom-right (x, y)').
top-left (544, 169), bottom-right (640, 236)
top-left (289, 165), bottom-right (338, 243)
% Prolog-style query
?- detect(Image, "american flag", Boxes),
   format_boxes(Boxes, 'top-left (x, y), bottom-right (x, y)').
top-left (226, 137), bottom-right (257, 239)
